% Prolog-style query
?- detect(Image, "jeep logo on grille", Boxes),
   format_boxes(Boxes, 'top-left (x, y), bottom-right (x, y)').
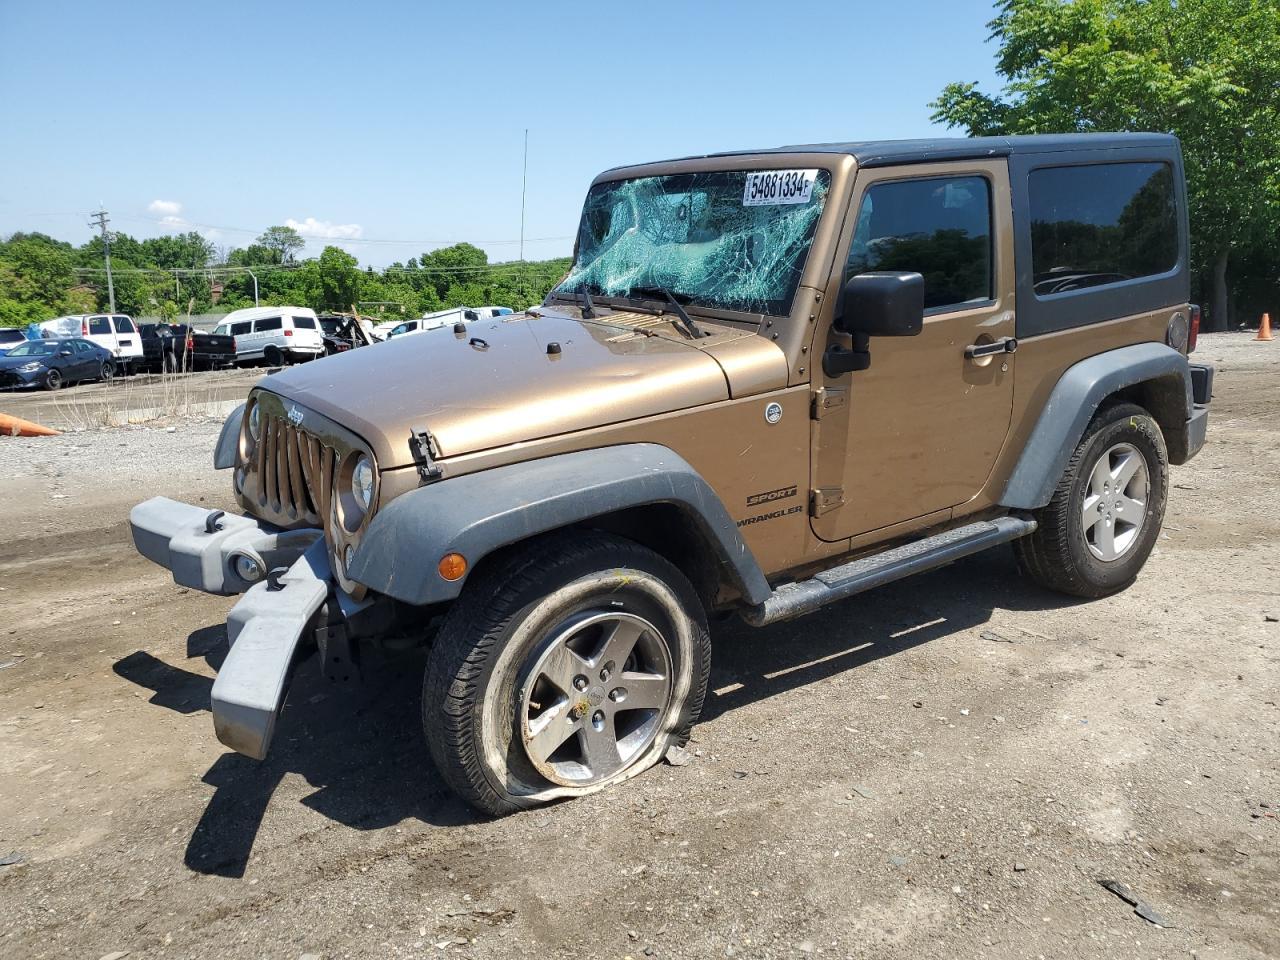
top-left (287, 404), bottom-right (304, 426)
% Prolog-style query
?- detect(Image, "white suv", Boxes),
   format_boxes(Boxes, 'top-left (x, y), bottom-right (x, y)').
top-left (212, 307), bottom-right (325, 366)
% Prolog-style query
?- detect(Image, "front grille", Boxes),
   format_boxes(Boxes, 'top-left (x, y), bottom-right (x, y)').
top-left (252, 411), bottom-right (340, 528)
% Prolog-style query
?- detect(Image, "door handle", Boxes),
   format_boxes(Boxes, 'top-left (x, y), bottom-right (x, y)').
top-left (965, 337), bottom-right (1017, 360)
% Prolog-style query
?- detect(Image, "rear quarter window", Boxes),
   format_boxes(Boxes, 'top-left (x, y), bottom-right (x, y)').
top-left (254, 316), bottom-right (283, 332)
top-left (1029, 162), bottom-right (1177, 297)
top-left (291, 316), bottom-right (317, 329)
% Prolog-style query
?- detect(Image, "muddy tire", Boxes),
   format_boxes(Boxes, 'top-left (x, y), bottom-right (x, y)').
top-left (423, 532), bottom-right (711, 817)
top-left (1014, 401), bottom-right (1168, 598)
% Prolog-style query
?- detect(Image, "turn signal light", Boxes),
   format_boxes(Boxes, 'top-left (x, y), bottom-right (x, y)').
top-left (1187, 304), bottom-right (1201, 354)
top-left (438, 553), bottom-right (468, 581)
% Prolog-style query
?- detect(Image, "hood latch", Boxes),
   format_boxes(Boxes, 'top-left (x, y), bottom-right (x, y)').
top-left (408, 426), bottom-right (444, 484)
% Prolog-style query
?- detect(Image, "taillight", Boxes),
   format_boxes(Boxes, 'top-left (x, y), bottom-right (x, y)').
top-left (1188, 304), bottom-right (1200, 353)
top-left (284, 329), bottom-right (293, 337)
top-left (81, 319), bottom-right (89, 336)
top-left (185, 333), bottom-right (194, 351)
top-left (232, 337), bottom-right (238, 352)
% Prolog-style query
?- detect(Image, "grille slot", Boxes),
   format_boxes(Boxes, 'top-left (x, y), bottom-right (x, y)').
top-left (254, 412), bottom-right (339, 527)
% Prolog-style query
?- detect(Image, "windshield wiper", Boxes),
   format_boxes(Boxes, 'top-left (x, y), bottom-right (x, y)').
top-left (628, 286), bottom-right (703, 339)
top-left (578, 285), bottom-right (597, 319)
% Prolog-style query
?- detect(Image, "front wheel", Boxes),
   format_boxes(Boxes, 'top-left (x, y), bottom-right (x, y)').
top-left (1014, 401), bottom-right (1168, 598)
top-left (424, 532), bottom-right (711, 816)
top-left (43, 368), bottom-right (63, 391)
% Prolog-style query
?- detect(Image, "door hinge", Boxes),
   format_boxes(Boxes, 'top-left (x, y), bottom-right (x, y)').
top-left (810, 387), bottom-right (848, 420)
top-left (810, 487), bottom-right (845, 517)
top-left (408, 426), bottom-right (443, 483)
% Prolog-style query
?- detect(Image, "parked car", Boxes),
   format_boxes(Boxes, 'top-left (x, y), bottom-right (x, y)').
top-left (0, 337), bottom-right (114, 390)
top-left (211, 307), bottom-right (325, 366)
top-left (36, 315), bottom-right (143, 374)
top-left (138, 323), bottom-right (237, 372)
top-left (385, 306), bottom-right (512, 340)
top-left (0, 328), bottom-right (27, 350)
top-left (132, 133), bottom-right (1211, 817)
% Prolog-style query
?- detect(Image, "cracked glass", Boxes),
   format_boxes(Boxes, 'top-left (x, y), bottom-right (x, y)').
top-left (557, 169), bottom-right (832, 317)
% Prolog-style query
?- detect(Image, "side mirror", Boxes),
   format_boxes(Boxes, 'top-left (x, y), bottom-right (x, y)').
top-left (834, 271), bottom-right (925, 337)
top-left (824, 271), bottom-right (925, 376)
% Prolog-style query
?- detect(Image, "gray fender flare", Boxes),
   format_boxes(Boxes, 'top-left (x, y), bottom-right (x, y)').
top-left (347, 443), bottom-right (772, 607)
top-left (1000, 342), bottom-right (1191, 510)
top-left (214, 402), bottom-right (245, 469)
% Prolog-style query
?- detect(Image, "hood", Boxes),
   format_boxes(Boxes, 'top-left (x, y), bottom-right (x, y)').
top-left (0, 352), bottom-right (48, 368)
top-left (258, 310), bottom-right (783, 469)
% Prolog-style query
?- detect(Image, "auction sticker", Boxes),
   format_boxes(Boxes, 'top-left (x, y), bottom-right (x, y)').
top-left (742, 169), bottom-right (819, 206)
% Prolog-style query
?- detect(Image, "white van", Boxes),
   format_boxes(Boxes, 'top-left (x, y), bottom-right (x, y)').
top-left (39, 314), bottom-right (144, 373)
top-left (211, 307), bottom-right (325, 366)
top-left (385, 306), bottom-right (512, 340)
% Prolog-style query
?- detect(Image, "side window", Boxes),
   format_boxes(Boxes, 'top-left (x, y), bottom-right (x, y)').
top-left (74, 340), bottom-right (92, 353)
top-left (231, 321), bottom-right (252, 336)
top-left (112, 316), bottom-right (135, 333)
top-left (847, 175), bottom-right (993, 311)
top-left (88, 316), bottom-right (112, 335)
top-left (254, 316), bottom-right (283, 332)
top-left (291, 315), bottom-right (317, 329)
top-left (1029, 162), bottom-right (1177, 296)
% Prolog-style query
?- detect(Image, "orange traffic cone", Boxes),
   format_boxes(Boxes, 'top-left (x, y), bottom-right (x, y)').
top-left (1256, 313), bottom-right (1273, 341)
top-left (0, 412), bottom-right (61, 437)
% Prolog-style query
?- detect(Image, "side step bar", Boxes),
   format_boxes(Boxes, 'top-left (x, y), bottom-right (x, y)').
top-left (744, 516), bottom-right (1037, 627)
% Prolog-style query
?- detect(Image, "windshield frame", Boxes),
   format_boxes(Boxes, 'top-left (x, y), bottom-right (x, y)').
top-left (551, 155), bottom-right (848, 325)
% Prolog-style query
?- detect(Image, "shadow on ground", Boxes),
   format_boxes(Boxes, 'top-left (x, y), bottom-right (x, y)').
top-left (112, 545), bottom-right (1080, 879)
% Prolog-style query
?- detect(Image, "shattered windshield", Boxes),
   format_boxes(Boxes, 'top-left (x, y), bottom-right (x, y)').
top-left (557, 168), bottom-right (832, 317)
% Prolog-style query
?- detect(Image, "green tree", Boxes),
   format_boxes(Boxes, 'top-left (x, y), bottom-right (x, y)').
top-left (931, 0), bottom-right (1280, 329)
top-left (256, 225), bottom-right (306, 264)
top-left (316, 246), bottom-right (362, 311)
top-left (418, 242), bottom-right (489, 298)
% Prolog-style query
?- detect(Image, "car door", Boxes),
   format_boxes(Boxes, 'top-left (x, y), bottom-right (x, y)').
top-left (72, 339), bottom-right (99, 378)
top-left (112, 316), bottom-right (140, 361)
top-left (811, 160), bottom-right (1016, 541)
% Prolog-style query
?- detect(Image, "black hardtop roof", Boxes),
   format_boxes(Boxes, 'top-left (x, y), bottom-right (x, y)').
top-left (661, 132), bottom-right (1178, 169)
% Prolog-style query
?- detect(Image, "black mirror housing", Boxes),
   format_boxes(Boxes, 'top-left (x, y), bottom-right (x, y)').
top-left (835, 271), bottom-right (925, 337)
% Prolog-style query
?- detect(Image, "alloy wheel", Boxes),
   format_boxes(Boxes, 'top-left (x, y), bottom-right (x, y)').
top-left (518, 611), bottom-right (673, 787)
top-left (1082, 442), bottom-right (1149, 562)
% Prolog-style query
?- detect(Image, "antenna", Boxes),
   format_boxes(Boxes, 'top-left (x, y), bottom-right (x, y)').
top-left (519, 128), bottom-right (528, 262)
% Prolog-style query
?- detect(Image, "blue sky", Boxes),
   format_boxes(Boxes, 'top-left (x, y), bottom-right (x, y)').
top-left (0, 0), bottom-right (1002, 267)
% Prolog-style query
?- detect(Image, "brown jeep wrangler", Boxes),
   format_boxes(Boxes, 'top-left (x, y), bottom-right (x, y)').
top-left (131, 133), bottom-right (1211, 815)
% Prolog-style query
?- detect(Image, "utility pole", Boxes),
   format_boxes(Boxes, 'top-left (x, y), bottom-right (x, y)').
top-left (89, 208), bottom-right (116, 313)
top-left (519, 128), bottom-right (528, 262)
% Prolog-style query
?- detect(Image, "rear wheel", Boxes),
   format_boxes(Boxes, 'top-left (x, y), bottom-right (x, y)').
top-left (100, 359), bottom-right (115, 382)
top-left (424, 532), bottom-right (711, 816)
top-left (263, 345), bottom-right (284, 367)
top-left (1014, 402), bottom-right (1168, 598)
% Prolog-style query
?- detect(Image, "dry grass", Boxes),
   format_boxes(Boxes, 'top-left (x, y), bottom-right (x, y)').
top-left (50, 368), bottom-right (236, 429)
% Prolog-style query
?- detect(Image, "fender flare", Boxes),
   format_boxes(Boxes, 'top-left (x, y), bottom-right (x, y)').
top-left (214, 402), bottom-right (245, 469)
top-left (1000, 342), bottom-right (1192, 510)
top-left (347, 443), bottom-right (772, 607)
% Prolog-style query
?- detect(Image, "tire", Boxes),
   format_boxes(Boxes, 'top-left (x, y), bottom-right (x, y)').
top-left (100, 360), bottom-right (115, 382)
top-left (263, 345), bottom-right (284, 367)
top-left (1014, 401), bottom-right (1168, 598)
top-left (43, 368), bottom-right (63, 391)
top-left (424, 531), bottom-right (711, 816)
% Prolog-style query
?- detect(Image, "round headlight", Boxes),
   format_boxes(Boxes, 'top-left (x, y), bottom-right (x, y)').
top-left (247, 402), bottom-right (261, 441)
top-left (351, 456), bottom-right (374, 511)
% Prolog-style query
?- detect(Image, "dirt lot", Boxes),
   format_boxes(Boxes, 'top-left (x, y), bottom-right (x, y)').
top-left (1, 332), bottom-right (1276, 960)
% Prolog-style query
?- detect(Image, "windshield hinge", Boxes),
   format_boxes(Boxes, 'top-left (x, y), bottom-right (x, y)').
top-left (408, 426), bottom-right (443, 483)
top-left (810, 387), bottom-right (847, 420)
top-left (810, 487), bottom-right (845, 517)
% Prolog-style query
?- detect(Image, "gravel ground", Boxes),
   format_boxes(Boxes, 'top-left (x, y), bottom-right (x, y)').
top-left (0, 332), bottom-right (1276, 960)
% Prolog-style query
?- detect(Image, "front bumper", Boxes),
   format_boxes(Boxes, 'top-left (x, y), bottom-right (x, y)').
top-left (129, 496), bottom-right (330, 759)
top-left (0, 368), bottom-right (44, 388)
